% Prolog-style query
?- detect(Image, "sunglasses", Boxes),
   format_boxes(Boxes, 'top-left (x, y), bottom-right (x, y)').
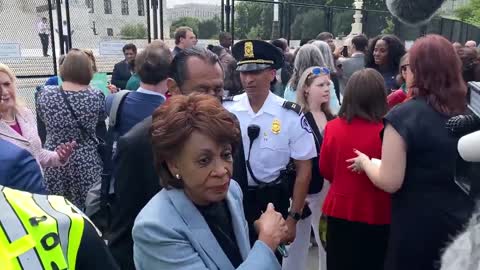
top-left (312, 67), bottom-right (330, 75)
top-left (307, 67), bottom-right (330, 80)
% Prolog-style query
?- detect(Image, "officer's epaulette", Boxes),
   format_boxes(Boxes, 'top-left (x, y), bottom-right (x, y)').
top-left (282, 101), bottom-right (301, 115)
top-left (222, 96), bottom-right (235, 102)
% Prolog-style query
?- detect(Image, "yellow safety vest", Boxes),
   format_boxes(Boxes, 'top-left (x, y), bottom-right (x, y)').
top-left (0, 186), bottom-right (85, 270)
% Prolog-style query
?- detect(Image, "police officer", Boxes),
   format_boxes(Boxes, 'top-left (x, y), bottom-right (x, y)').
top-left (223, 40), bottom-right (316, 249)
top-left (0, 185), bottom-right (119, 269)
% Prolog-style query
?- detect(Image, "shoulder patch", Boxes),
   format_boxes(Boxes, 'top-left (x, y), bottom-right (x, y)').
top-left (282, 101), bottom-right (302, 115)
top-left (301, 115), bottom-right (313, 133)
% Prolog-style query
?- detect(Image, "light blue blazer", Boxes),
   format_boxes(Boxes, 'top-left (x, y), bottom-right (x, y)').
top-left (132, 180), bottom-right (280, 270)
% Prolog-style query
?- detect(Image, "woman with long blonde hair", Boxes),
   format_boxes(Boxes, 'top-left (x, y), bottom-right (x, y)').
top-left (282, 66), bottom-right (334, 270)
top-left (0, 63), bottom-right (75, 170)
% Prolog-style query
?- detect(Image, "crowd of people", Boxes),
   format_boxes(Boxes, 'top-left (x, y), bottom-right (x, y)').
top-left (1, 24), bottom-right (480, 270)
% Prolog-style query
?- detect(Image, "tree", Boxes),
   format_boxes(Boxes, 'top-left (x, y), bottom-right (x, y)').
top-left (170, 17), bottom-right (200, 37)
top-left (120, 23), bottom-right (147, 39)
top-left (198, 17), bottom-right (221, 39)
top-left (234, 2), bottom-right (265, 39)
top-left (455, 0), bottom-right (480, 26)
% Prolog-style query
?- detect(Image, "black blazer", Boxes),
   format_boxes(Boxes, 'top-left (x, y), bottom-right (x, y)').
top-left (107, 115), bottom-right (248, 270)
top-left (111, 60), bottom-right (131, 90)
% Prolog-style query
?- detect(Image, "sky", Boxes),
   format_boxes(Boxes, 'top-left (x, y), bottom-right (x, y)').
top-left (166, 0), bottom-right (220, 8)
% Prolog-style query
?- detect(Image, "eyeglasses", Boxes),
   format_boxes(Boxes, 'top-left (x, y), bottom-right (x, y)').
top-left (401, 64), bottom-right (410, 72)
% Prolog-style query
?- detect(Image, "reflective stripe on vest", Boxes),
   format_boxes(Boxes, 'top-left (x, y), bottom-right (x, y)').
top-left (0, 187), bottom-right (85, 270)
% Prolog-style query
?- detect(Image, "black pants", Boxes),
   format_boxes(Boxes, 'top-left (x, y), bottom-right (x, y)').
top-left (60, 35), bottom-right (69, 53)
top-left (244, 185), bottom-right (290, 263)
top-left (39, 33), bottom-right (49, 56)
top-left (326, 216), bottom-right (389, 270)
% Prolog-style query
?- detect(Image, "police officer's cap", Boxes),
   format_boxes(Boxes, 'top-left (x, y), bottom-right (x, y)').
top-left (232, 40), bottom-right (284, 72)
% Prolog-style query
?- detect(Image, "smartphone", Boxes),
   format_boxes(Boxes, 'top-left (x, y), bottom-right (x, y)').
top-left (341, 46), bottom-right (348, 57)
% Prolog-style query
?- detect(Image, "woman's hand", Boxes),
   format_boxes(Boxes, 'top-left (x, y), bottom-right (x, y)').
top-left (56, 141), bottom-right (77, 164)
top-left (346, 149), bottom-right (370, 174)
top-left (254, 203), bottom-right (288, 252)
top-left (107, 84), bottom-right (118, 94)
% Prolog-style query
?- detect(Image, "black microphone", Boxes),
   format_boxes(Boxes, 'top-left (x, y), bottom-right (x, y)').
top-left (446, 114), bottom-right (480, 138)
top-left (247, 125), bottom-right (260, 143)
top-left (386, 0), bottom-right (446, 26)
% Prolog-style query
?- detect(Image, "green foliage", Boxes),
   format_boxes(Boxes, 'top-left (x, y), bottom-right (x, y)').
top-left (170, 17), bottom-right (200, 37)
top-left (120, 23), bottom-right (147, 39)
top-left (247, 25), bottom-right (264, 39)
top-left (198, 17), bottom-right (221, 39)
top-left (454, 0), bottom-right (480, 26)
top-left (382, 16), bottom-right (395, 34)
top-left (290, 9), bottom-right (327, 40)
top-left (234, 0), bottom-right (389, 40)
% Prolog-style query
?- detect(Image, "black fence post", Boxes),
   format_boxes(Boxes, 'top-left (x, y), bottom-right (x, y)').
top-left (160, 0), bottom-right (164, 40)
top-left (147, 0), bottom-right (151, 43)
top-left (65, 0), bottom-right (72, 51)
top-left (47, 0), bottom-right (57, 75)
top-left (231, 0), bottom-right (235, 40)
top-left (287, 3), bottom-right (292, 43)
top-left (226, 0), bottom-right (231, 34)
top-left (55, 0), bottom-right (64, 55)
top-left (152, 0), bottom-right (159, 40)
top-left (221, 0), bottom-right (225, 32)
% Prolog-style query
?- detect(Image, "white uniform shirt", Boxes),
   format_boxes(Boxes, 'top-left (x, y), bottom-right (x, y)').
top-left (37, 21), bottom-right (48, 34)
top-left (224, 92), bottom-right (316, 186)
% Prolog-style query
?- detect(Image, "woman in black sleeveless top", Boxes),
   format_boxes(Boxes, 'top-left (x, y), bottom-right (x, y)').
top-left (282, 66), bottom-right (334, 270)
top-left (348, 35), bottom-right (473, 270)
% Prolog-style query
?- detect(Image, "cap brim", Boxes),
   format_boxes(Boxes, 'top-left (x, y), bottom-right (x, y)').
top-left (236, 63), bottom-right (272, 72)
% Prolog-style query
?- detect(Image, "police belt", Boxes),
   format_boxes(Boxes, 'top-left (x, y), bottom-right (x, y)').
top-left (248, 165), bottom-right (295, 193)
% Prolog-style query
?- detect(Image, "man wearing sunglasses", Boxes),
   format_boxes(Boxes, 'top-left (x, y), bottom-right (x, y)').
top-left (223, 40), bottom-right (316, 262)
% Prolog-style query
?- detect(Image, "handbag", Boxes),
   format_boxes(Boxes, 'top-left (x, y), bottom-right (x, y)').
top-left (59, 88), bottom-right (110, 165)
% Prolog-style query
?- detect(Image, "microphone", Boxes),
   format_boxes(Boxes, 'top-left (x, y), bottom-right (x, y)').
top-left (386, 0), bottom-right (446, 26)
top-left (458, 131), bottom-right (480, 162)
top-left (247, 125), bottom-right (260, 143)
top-left (446, 114), bottom-right (480, 138)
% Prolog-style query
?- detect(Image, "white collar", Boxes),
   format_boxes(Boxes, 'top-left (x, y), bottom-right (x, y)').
top-left (238, 91), bottom-right (279, 116)
top-left (136, 87), bottom-right (166, 99)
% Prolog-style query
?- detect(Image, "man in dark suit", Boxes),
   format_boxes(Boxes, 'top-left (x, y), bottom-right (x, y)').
top-left (337, 34), bottom-right (368, 99)
top-left (107, 47), bottom-right (248, 270)
top-left (111, 43), bottom-right (137, 90)
top-left (106, 44), bottom-right (171, 137)
top-left (0, 86), bottom-right (45, 194)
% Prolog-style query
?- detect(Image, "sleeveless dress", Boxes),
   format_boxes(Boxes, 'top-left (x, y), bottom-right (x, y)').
top-left (383, 97), bottom-right (473, 270)
top-left (36, 86), bottom-right (106, 209)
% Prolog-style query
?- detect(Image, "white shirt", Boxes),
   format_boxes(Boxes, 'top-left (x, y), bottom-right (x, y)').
top-left (224, 92), bottom-right (316, 186)
top-left (37, 21), bottom-right (48, 34)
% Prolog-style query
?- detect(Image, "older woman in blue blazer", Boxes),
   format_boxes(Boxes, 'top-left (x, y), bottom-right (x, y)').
top-left (133, 94), bottom-right (288, 270)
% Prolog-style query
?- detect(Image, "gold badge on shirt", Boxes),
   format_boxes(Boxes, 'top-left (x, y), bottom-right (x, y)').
top-left (271, 119), bottom-right (281, 135)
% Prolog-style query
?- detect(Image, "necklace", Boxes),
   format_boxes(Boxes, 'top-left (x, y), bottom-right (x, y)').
top-left (2, 114), bottom-right (16, 125)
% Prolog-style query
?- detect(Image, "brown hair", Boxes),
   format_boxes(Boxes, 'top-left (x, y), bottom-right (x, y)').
top-left (338, 68), bottom-right (388, 123)
top-left (60, 49), bottom-right (93, 85)
top-left (151, 94), bottom-right (240, 189)
top-left (174, 26), bottom-right (193, 45)
top-left (135, 45), bottom-right (172, 85)
top-left (409, 35), bottom-right (466, 115)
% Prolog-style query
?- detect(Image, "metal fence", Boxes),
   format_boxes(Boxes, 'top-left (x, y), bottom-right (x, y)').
top-left (228, 0), bottom-right (480, 43)
top-left (2, 0), bottom-right (480, 114)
